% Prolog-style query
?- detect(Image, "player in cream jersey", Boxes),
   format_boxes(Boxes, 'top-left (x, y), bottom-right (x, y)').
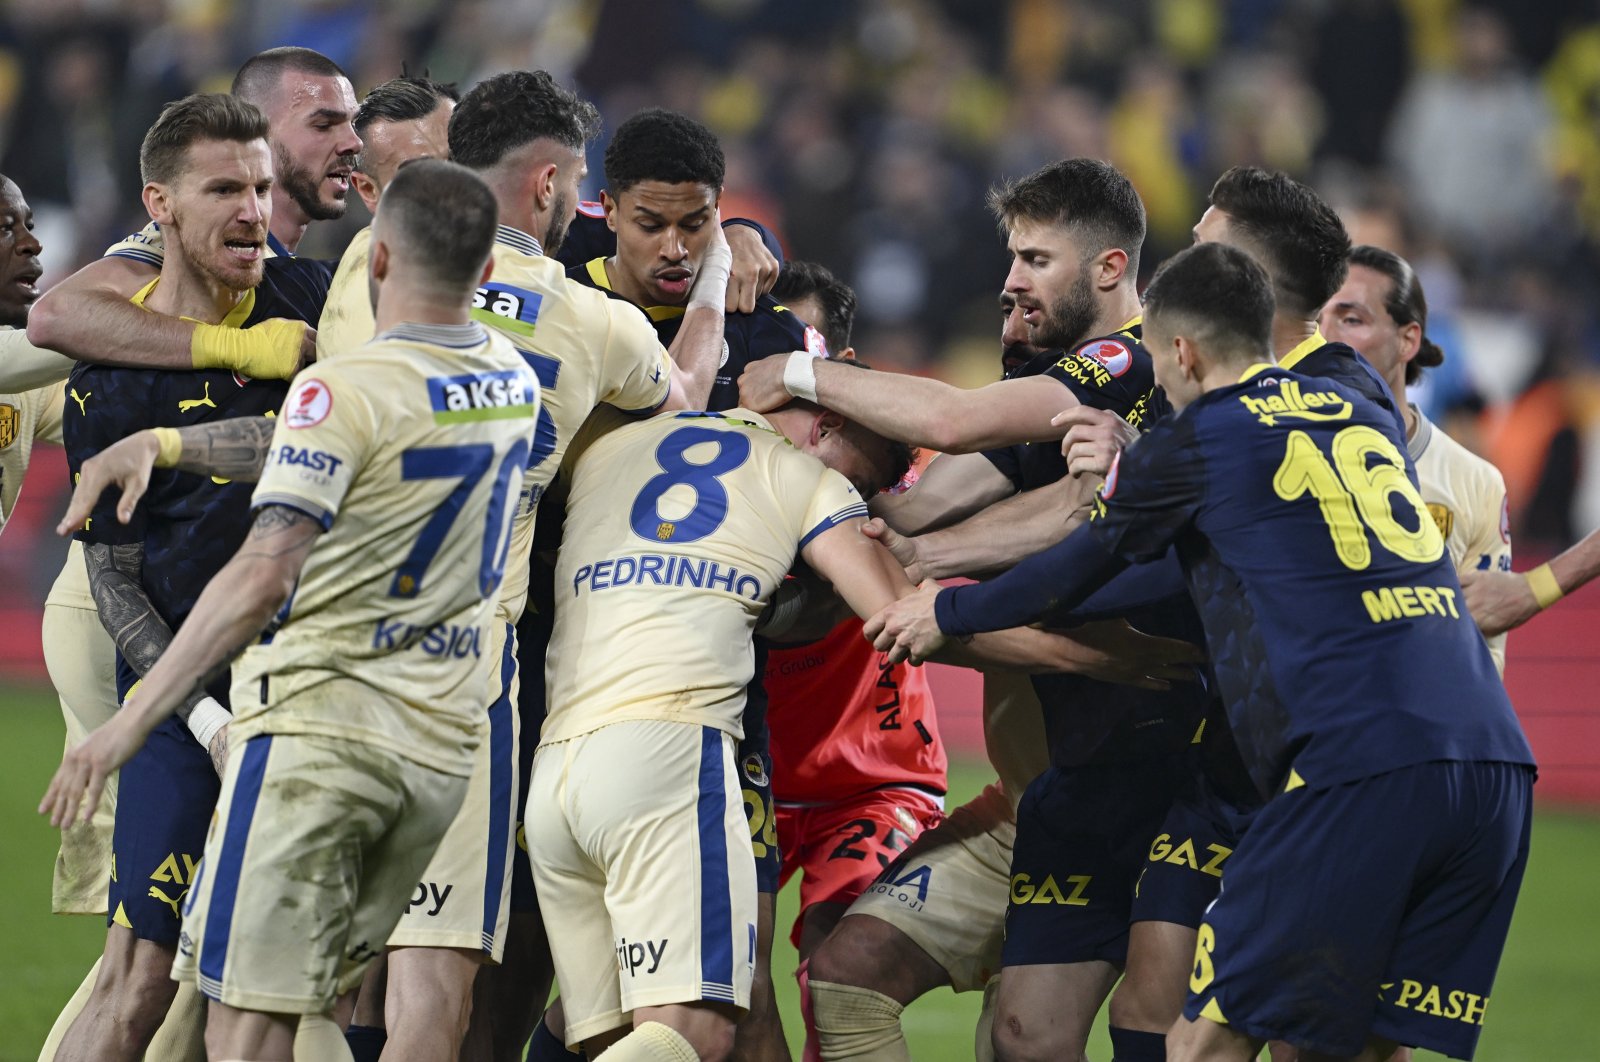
top-left (1321, 244), bottom-right (1511, 672)
top-left (46, 161), bottom-right (537, 1061)
top-left (532, 399), bottom-right (1178, 1062)
top-left (1410, 410), bottom-right (1511, 670)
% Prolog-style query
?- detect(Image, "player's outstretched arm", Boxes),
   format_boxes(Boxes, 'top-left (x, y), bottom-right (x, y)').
top-left (868, 451), bottom-right (1016, 536)
top-left (870, 473), bottom-right (1100, 582)
top-left (953, 620), bottom-right (1203, 688)
top-left (866, 525), bottom-right (1130, 664)
top-left (58, 417), bottom-right (277, 533)
top-left (27, 255), bottom-right (311, 379)
top-left (1461, 527), bottom-right (1600, 636)
top-left (43, 505), bottom-right (320, 827)
top-left (81, 542), bottom-right (235, 775)
top-left (739, 354), bottom-right (1079, 453)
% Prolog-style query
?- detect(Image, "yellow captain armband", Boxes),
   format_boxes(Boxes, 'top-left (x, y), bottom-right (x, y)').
top-left (191, 319), bottom-right (306, 381)
top-left (151, 427), bottom-right (183, 469)
top-left (1526, 563), bottom-right (1565, 610)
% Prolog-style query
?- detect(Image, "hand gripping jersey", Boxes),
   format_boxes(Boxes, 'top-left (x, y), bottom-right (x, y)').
top-left (764, 616), bottom-right (946, 804)
top-left (231, 323), bottom-right (539, 776)
top-left (542, 409), bottom-right (867, 744)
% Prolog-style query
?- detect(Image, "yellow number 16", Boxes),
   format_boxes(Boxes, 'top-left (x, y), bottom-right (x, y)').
top-left (1273, 425), bottom-right (1444, 570)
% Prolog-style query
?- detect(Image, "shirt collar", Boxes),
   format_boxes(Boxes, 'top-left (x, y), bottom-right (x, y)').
top-left (1237, 362), bottom-right (1278, 383)
top-left (377, 321), bottom-right (489, 349)
top-left (1406, 403), bottom-right (1433, 462)
top-left (1278, 329), bottom-right (1328, 371)
top-left (495, 225), bottom-right (543, 257)
top-left (586, 257), bottom-right (685, 321)
top-left (131, 278), bottom-right (256, 328)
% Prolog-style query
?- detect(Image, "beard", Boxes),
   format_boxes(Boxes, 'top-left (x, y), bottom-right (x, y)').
top-left (541, 189), bottom-right (572, 257)
top-left (170, 215), bottom-right (265, 294)
top-left (276, 142), bottom-right (352, 223)
top-left (1031, 269), bottom-right (1098, 351)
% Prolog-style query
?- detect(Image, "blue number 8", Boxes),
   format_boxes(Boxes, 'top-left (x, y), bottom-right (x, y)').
top-left (629, 426), bottom-right (752, 543)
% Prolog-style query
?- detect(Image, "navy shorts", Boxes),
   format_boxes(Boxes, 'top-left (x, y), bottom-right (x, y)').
top-left (1185, 760), bottom-right (1533, 1060)
top-left (1002, 758), bottom-right (1178, 968)
top-left (739, 729), bottom-right (781, 894)
top-left (1130, 776), bottom-right (1257, 929)
top-left (108, 715), bottom-right (220, 945)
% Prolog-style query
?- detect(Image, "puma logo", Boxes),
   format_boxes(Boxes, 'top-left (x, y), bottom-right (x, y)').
top-left (179, 381), bottom-right (216, 412)
top-left (148, 884), bottom-right (187, 919)
top-left (68, 388), bottom-right (91, 415)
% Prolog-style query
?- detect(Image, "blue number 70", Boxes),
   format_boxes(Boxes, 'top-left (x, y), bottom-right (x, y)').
top-left (390, 439), bottom-right (530, 599)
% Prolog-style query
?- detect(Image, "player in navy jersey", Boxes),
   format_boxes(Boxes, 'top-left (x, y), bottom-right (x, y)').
top-left (752, 160), bottom-right (1181, 1062)
top-left (55, 93), bottom-right (329, 1062)
top-left (872, 242), bottom-right (1535, 1062)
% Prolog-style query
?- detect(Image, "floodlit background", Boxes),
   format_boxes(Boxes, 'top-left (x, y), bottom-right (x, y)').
top-left (2, 1), bottom-right (1598, 1058)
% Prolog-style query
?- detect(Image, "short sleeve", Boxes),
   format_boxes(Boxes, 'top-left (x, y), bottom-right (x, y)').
top-left (103, 222), bottom-right (164, 267)
top-left (1085, 412), bottom-right (1206, 564)
top-left (33, 383), bottom-right (65, 446)
top-left (251, 369), bottom-right (375, 529)
top-left (1042, 336), bottom-right (1155, 420)
top-left (797, 465), bottom-right (870, 548)
top-left (0, 327), bottom-right (73, 392)
top-left (599, 301), bottom-right (673, 413)
top-left (64, 368), bottom-right (153, 545)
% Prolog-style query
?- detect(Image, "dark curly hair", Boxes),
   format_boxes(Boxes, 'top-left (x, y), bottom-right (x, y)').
top-left (448, 70), bottom-right (600, 171)
top-left (604, 108), bottom-right (725, 194)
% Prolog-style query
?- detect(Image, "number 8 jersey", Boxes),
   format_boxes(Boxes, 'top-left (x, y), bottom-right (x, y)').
top-left (1086, 364), bottom-right (1533, 798)
top-left (542, 410), bottom-right (868, 745)
top-left (230, 322), bottom-right (541, 777)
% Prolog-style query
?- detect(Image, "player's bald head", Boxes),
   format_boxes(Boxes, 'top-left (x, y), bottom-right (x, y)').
top-left (231, 47), bottom-right (349, 110)
top-left (373, 159), bottom-right (497, 290)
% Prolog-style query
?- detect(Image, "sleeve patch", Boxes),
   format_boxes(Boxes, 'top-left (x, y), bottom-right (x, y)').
top-left (1077, 338), bottom-right (1133, 377)
top-left (577, 200), bottom-right (606, 218)
top-left (1499, 494), bottom-right (1510, 543)
top-left (285, 377), bottom-right (332, 428)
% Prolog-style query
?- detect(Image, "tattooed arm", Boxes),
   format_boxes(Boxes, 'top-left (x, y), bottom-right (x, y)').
top-left (58, 416), bottom-right (276, 534)
top-left (44, 505), bottom-right (322, 825)
top-left (82, 541), bottom-right (233, 772)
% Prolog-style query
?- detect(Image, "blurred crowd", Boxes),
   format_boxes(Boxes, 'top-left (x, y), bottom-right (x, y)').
top-left (3, 0), bottom-right (1600, 550)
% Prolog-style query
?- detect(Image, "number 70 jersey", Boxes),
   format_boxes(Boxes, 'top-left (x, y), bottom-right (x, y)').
top-left (542, 410), bottom-right (868, 746)
top-left (1086, 365), bottom-right (1533, 799)
top-left (230, 323), bottom-right (541, 777)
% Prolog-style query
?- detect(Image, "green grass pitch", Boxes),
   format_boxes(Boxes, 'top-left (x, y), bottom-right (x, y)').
top-left (3, 684), bottom-right (1596, 1061)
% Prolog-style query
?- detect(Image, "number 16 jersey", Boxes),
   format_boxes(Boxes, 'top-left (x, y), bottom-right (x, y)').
top-left (1085, 365), bottom-right (1534, 798)
top-left (543, 409), bottom-right (867, 745)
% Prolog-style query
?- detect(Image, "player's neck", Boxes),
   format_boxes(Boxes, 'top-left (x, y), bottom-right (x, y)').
top-left (1091, 287), bottom-right (1144, 338)
top-left (269, 188), bottom-right (309, 254)
top-left (373, 283), bottom-right (472, 334)
top-left (146, 258), bottom-right (249, 324)
top-left (1270, 315), bottom-right (1318, 359)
